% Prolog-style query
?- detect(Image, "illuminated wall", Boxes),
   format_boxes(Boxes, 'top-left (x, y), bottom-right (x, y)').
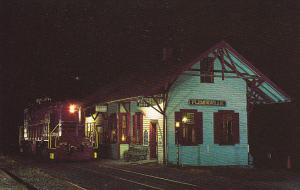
top-left (166, 58), bottom-right (248, 166)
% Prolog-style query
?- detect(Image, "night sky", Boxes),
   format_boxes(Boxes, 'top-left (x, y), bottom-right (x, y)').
top-left (1, 0), bottom-right (299, 166)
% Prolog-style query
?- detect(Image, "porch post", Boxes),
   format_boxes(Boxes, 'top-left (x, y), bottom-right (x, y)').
top-left (163, 113), bottom-right (167, 165)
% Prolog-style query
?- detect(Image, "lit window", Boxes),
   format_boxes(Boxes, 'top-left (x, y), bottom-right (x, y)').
top-left (182, 112), bottom-right (195, 124)
top-left (119, 113), bottom-right (130, 143)
top-left (175, 110), bottom-right (203, 145)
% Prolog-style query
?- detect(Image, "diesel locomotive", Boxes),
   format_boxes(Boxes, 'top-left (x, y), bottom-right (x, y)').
top-left (19, 98), bottom-right (97, 160)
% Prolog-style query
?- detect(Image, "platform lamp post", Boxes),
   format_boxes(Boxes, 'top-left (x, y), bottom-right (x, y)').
top-left (175, 121), bottom-right (180, 167)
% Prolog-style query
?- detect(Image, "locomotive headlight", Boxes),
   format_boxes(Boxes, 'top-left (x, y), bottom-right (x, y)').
top-left (58, 127), bottom-right (62, 137)
top-left (69, 104), bottom-right (77, 113)
top-left (24, 128), bottom-right (28, 139)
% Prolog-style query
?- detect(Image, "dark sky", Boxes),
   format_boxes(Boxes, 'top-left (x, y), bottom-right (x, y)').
top-left (1, 0), bottom-right (300, 158)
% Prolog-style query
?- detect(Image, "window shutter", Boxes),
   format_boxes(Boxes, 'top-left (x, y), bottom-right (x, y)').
top-left (118, 113), bottom-right (122, 142)
top-left (126, 113), bottom-right (131, 143)
top-left (214, 112), bottom-right (223, 144)
top-left (175, 112), bottom-right (182, 145)
top-left (133, 113), bottom-right (143, 144)
top-left (138, 113), bottom-right (143, 144)
top-left (195, 112), bottom-right (203, 144)
top-left (232, 113), bottom-right (240, 144)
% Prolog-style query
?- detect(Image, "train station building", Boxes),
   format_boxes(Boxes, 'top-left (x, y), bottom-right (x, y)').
top-left (84, 41), bottom-right (290, 166)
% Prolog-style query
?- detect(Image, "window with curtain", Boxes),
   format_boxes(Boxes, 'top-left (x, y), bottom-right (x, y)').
top-left (118, 113), bottom-right (130, 143)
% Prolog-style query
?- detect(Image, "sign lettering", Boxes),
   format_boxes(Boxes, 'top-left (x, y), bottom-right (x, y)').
top-left (137, 97), bottom-right (163, 107)
top-left (189, 99), bottom-right (226, 106)
top-left (95, 105), bottom-right (107, 112)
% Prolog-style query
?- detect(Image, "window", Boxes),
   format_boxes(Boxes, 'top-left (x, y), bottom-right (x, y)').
top-left (200, 57), bottom-right (214, 83)
top-left (214, 110), bottom-right (239, 145)
top-left (118, 113), bottom-right (130, 143)
top-left (85, 123), bottom-right (94, 138)
top-left (50, 112), bottom-right (57, 128)
top-left (133, 112), bottom-right (143, 144)
top-left (108, 113), bottom-right (117, 143)
top-left (175, 109), bottom-right (203, 145)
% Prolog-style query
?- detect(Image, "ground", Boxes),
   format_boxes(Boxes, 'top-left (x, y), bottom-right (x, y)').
top-left (0, 155), bottom-right (299, 190)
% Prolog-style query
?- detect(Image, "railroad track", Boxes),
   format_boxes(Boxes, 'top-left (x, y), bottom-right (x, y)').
top-left (68, 165), bottom-right (202, 190)
top-left (5, 157), bottom-right (202, 190)
top-left (47, 174), bottom-right (88, 190)
top-left (1, 167), bottom-right (87, 190)
top-left (0, 168), bottom-right (38, 190)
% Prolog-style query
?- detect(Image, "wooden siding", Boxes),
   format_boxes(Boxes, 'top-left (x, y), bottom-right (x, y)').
top-left (131, 102), bottom-right (164, 163)
top-left (106, 102), bottom-right (164, 161)
top-left (166, 60), bottom-right (249, 166)
top-left (107, 103), bottom-right (118, 115)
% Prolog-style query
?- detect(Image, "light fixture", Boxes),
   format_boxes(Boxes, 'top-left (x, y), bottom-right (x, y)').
top-left (24, 128), bottom-right (28, 138)
top-left (50, 153), bottom-right (55, 160)
top-left (175, 122), bottom-right (180, 128)
top-left (69, 104), bottom-right (76, 113)
top-left (58, 127), bottom-right (62, 137)
top-left (121, 134), bottom-right (126, 142)
top-left (182, 116), bottom-right (188, 123)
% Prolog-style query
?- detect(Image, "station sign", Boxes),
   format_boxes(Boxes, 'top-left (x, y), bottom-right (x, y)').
top-left (137, 96), bottom-right (163, 107)
top-left (189, 99), bottom-right (226, 106)
top-left (95, 105), bottom-right (107, 112)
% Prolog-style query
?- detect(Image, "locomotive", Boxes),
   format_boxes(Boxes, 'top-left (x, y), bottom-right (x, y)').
top-left (19, 98), bottom-right (97, 160)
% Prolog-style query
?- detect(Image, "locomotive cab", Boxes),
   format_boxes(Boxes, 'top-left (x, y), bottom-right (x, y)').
top-left (49, 103), bottom-right (94, 160)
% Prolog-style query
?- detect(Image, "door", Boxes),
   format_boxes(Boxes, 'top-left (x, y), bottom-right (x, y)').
top-left (149, 122), bottom-right (157, 159)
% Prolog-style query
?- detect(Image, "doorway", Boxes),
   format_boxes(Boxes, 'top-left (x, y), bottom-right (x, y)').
top-left (149, 122), bottom-right (157, 159)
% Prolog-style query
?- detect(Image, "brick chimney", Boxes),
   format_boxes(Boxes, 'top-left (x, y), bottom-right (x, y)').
top-left (162, 47), bottom-right (173, 64)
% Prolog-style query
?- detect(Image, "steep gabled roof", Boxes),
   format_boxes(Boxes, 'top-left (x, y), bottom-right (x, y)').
top-left (84, 41), bottom-right (291, 106)
top-left (222, 41), bottom-right (291, 103)
top-left (175, 41), bottom-right (291, 104)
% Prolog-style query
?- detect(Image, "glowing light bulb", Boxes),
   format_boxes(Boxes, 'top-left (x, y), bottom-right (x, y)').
top-left (175, 122), bottom-right (180, 128)
top-left (69, 104), bottom-right (76, 113)
top-left (121, 134), bottom-right (126, 142)
top-left (182, 116), bottom-right (188, 123)
top-left (58, 127), bottom-right (62, 137)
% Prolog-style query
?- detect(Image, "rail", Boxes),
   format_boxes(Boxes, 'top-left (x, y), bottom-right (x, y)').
top-left (1, 168), bottom-right (38, 190)
top-left (69, 165), bottom-right (201, 190)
